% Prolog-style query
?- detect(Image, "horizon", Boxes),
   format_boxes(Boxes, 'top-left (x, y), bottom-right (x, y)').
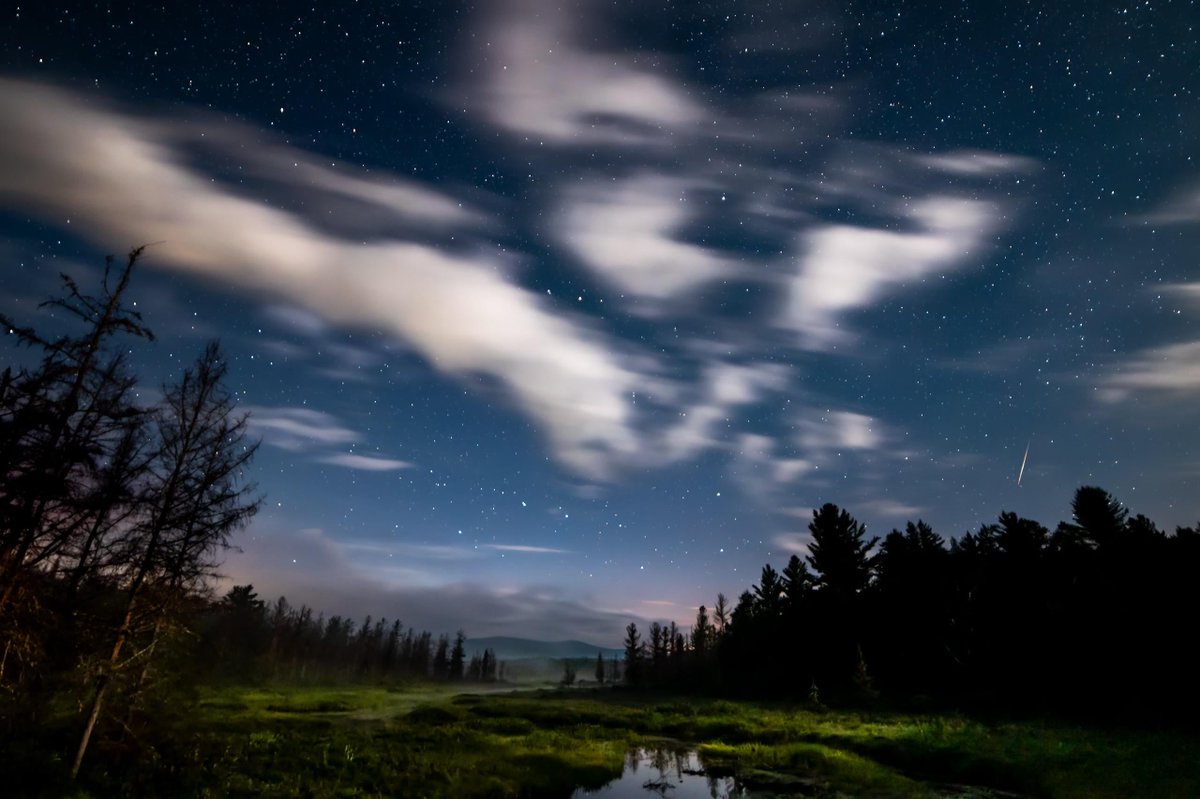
top-left (2, 1), bottom-right (1197, 645)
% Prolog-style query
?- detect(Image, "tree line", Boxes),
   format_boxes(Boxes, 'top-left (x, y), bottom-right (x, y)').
top-left (0, 250), bottom-right (501, 782)
top-left (207, 584), bottom-right (500, 684)
top-left (0, 249), bottom-right (267, 775)
top-left (624, 491), bottom-right (1200, 720)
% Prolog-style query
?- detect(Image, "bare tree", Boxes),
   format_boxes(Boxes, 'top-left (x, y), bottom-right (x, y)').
top-left (72, 341), bottom-right (259, 779)
top-left (0, 248), bottom-right (153, 618)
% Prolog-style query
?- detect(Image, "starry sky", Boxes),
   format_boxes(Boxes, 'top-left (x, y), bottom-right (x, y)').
top-left (1, 1), bottom-right (1197, 644)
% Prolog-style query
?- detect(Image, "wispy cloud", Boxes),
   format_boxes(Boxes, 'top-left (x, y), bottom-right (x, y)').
top-left (245, 406), bottom-right (411, 471)
top-left (918, 150), bottom-right (1039, 177)
top-left (0, 77), bottom-right (644, 481)
top-left (558, 174), bottom-right (737, 302)
top-left (796, 410), bottom-right (883, 453)
top-left (246, 407), bottom-right (360, 450)
top-left (318, 453), bottom-right (414, 472)
top-left (463, 0), bottom-right (701, 146)
top-left (1136, 181), bottom-right (1200, 226)
top-left (783, 197), bottom-right (999, 346)
top-left (772, 532), bottom-right (811, 555)
top-left (1099, 340), bottom-right (1200, 400)
top-left (483, 544), bottom-right (572, 555)
top-left (222, 526), bottom-right (632, 641)
top-left (656, 362), bottom-right (790, 466)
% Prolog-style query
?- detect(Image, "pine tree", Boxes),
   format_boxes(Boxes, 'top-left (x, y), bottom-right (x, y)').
top-left (806, 503), bottom-right (878, 598)
top-left (623, 622), bottom-right (643, 686)
top-left (449, 630), bottom-right (466, 680)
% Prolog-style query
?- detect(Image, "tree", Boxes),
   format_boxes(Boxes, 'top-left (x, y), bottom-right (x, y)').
top-left (595, 651), bottom-right (605, 685)
top-left (72, 342), bottom-right (259, 779)
top-left (781, 555), bottom-right (813, 613)
top-left (1056, 486), bottom-right (1128, 550)
top-left (432, 635), bottom-right (449, 679)
top-left (1, 249), bottom-right (153, 686)
top-left (623, 622), bottom-right (643, 686)
top-left (692, 605), bottom-right (711, 657)
top-left (753, 564), bottom-right (785, 615)
top-left (560, 659), bottom-right (577, 686)
top-left (449, 630), bottom-right (466, 680)
top-left (712, 593), bottom-right (730, 637)
top-left (875, 521), bottom-right (951, 692)
top-left (806, 503), bottom-right (878, 598)
top-left (649, 621), bottom-right (665, 682)
top-left (804, 504), bottom-right (878, 689)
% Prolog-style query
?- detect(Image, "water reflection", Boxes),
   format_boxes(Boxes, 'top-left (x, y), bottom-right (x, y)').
top-left (571, 747), bottom-right (747, 799)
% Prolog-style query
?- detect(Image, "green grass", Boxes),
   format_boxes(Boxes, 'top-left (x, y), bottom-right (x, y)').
top-left (26, 684), bottom-right (1200, 797)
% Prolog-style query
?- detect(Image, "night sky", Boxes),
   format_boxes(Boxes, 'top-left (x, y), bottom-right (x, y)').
top-left (2, 1), bottom-right (1197, 644)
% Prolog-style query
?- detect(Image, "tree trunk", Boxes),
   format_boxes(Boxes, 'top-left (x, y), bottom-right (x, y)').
top-left (71, 578), bottom-right (143, 779)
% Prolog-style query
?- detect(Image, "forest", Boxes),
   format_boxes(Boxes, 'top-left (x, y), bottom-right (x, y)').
top-left (2, 253), bottom-right (1199, 796)
top-left (620, 493), bottom-right (1200, 721)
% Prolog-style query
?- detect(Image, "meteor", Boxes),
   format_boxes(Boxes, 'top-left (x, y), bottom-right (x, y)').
top-left (1017, 440), bottom-right (1031, 487)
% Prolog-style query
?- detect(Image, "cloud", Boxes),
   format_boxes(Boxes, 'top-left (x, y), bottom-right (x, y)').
top-left (1164, 283), bottom-right (1200, 308)
top-left (1136, 181), bottom-right (1200, 225)
top-left (262, 304), bottom-right (329, 336)
top-left (858, 498), bottom-right (925, 520)
top-left (221, 526), bottom-right (632, 642)
top-left (463, 0), bottom-right (701, 146)
top-left (483, 544), bottom-right (572, 554)
top-left (656, 362), bottom-right (790, 465)
top-left (318, 453), bottom-right (414, 471)
top-left (558, 174), bottom-right (737, 302)
top-left (795, 410), bottom-right (884, 453)
top-left (773, 532), bottom-right (811, 555)
top-left (1099, 340), bottom-right (1200, 400)
top-left (342, 541), bottom-right (480, 561)
top-left (918, 150), bottom-right (1039, 177)
top-left (0, 77), bottom-right (644, 481)
top-left (245, 406), bottom-right (412, 471)
top-left (784, 196), bottom-right (998, 346)
top-left (245, 407), bottom-right (360, 450)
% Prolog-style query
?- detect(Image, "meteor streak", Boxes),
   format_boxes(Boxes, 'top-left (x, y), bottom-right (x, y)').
top-left (1017, 440), bottom-right (1031, 486)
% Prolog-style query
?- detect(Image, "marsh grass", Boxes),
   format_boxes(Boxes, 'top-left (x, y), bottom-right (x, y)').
top-left (19, 683), bottom-right (1200, 797)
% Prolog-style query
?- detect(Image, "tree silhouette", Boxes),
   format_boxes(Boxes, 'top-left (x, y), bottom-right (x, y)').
top-left (1056, 485), bottom-right (1128, 550)
top-left (73, 341), bottom-right (259, 777)
top-left (449, 630), bottom-right (466, 680)
top-left (622, 622), bottom-right (643, 686)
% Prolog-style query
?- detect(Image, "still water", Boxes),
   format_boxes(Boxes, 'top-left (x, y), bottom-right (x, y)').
top-left (571, 747), bottom-right (769, 799)
top-left (571, 746), bottom-right (1026, 799)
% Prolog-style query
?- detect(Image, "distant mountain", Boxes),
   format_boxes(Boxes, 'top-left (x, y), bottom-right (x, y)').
top-left (466, 636), bottom-right (621, 661)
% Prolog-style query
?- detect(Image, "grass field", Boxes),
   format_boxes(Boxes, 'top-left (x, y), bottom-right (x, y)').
top-left (25, 683), bottom-right (1200, 797)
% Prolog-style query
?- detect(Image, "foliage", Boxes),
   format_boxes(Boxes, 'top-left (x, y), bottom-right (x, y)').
top-left (625, 493), bottom-right (1200, 721)
top-left (7, 684), bottom-right (1196, 797)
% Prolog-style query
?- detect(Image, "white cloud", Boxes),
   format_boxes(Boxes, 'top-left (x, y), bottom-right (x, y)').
top-left (483, 544), bottom-right (572, 554)
top-left (831, 411), bottom-right (880, 450)
top-left (221, 526), bottom-right (631, 641)
top-left (245, 407), bottom-right (360, 450)
top-left (795, 410), bottom-right (883, 453)
top-left (0, 78), bottom-right (644, 481)
top-left (1164, 283), bottom-right (1200, 308)
top-left (858, 498), bottom-right (925, 519)
top-left (773, 532), bottom-right (811, 555)
top-left (262, 304), bottom-right (329, 336)
top-left (1099, 340), bottom-right (1200, 400)
top-left (468, 1), bottom-right (701, 146)
top-left (655, 362), bottom-right (790, 465)
top-left (784, 196), bottom-right (997, 345)
top-left (318, 453), bottom-right (413, 471)
top-left (1137, 182), bottom-right (1200, 225)
top-left (559, 174), bottom-right (736, 301)
top-left (918, 150), bottom-right (1038, 177)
